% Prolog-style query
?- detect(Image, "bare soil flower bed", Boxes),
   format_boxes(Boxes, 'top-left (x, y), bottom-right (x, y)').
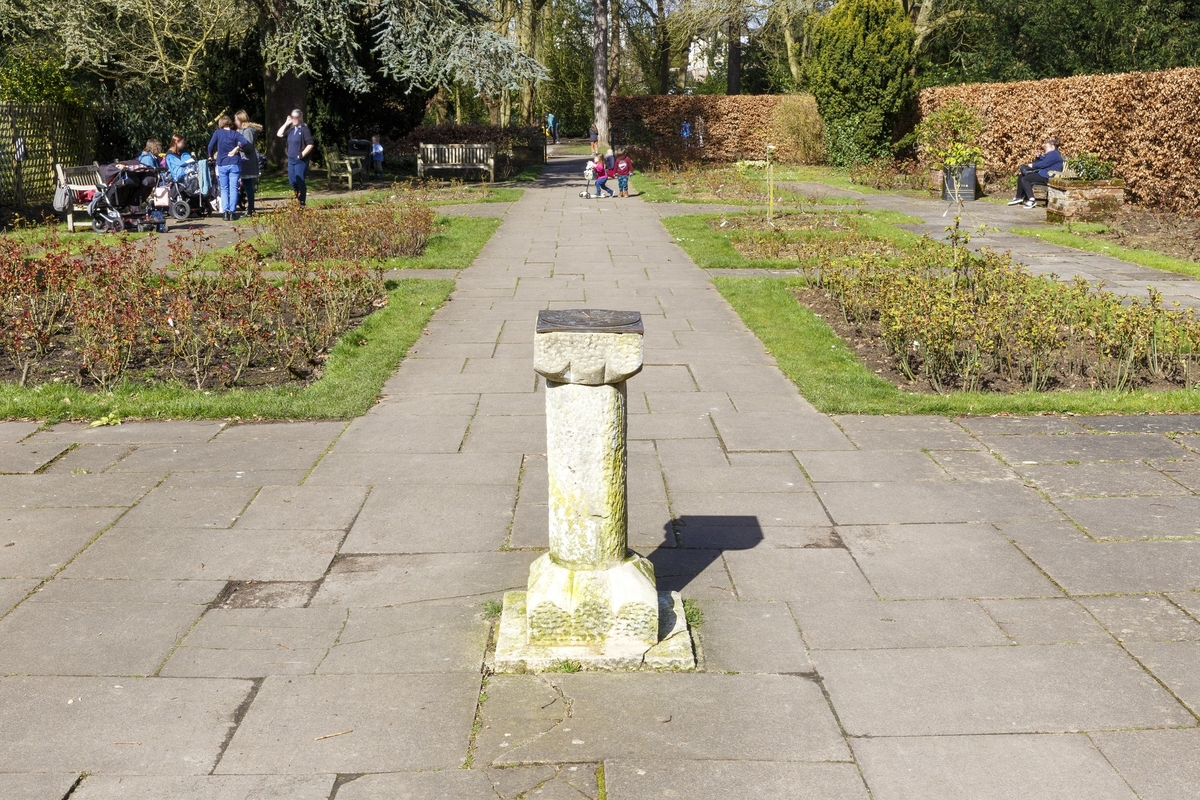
top-left (1080, 207), bottom-right (1200, 262)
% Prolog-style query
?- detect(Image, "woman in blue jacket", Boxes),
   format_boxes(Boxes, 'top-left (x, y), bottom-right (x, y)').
top-left (207, 116), bottom-right (253, 221)
top-left (1010, 138), bottom-right (1064, 208)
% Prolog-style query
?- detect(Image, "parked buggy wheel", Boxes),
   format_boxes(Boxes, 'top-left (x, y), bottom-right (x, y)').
top-left (92, 218), bottom-right (108, 233)
top-left (169, 199), bottom-right (191, 221)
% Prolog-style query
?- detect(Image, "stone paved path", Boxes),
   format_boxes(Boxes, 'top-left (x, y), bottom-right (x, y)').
top-left (3, 159), bottom-right (1200, 799)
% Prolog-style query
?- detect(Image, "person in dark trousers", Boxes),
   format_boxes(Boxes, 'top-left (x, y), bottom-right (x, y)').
top-left (588, 123), bottom-right (599, 155)
top-left (234, 110), bottom-right (262, 216)
top-left (547, 112), bottom-right (559, 144)
top-left (207, 116), bottom-right (252, 221)
top-left (1010, 137), bottom-right (1064, 208)
top-left (277, 109), bottom-right (315, 206)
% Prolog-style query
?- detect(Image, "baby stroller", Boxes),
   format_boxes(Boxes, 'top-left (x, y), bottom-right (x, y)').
top-left (578, 162), bottom-right (597, 199)
top-left (87, 161), bottom-right (167, 233)
top-left (163, 159), bottom-right (217, 221)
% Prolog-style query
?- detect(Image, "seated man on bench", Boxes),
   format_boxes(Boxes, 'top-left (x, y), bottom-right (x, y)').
top-left (1009, 137), bottom-right (1063, 208)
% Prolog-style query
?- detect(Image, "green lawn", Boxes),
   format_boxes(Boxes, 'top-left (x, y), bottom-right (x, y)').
top-left (662, 209), bottom-right (925, 270)
top-left (388, 216), bottom-right (502, 270)
top-left (634, 173), bottom-right (823, 206)
top-left (0, 278), bottom-right (453, 422)
top-left (1011, 224), bottom-right (1200, 280)
top-left (716, 276), bottom-right (1200, 415)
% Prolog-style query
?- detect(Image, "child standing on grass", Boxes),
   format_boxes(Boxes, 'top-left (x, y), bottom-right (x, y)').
top-left (614, 150), bottom-right (633, 197)
top-left (371, 135), bottom-right (385, 177)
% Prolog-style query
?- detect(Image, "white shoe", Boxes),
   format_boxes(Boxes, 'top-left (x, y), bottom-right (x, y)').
top-left (1023, 200), bottom-right (1037, 209)
top-left (1007, 198), bottom-right (1024, 206)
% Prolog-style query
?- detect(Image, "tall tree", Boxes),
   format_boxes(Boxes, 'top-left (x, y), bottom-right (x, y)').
top-left (594, 0), bottom-right (610, 146)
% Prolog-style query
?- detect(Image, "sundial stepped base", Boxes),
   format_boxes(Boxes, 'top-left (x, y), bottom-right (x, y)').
top-left (494, 310), bottom-right (695, 672)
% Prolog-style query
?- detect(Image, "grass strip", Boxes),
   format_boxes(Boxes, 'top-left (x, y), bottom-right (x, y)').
top-left (715, 275), bottom-right (1200, 415)
top-left (1010, 225), bottom-right (1200, 280)
top-left (385, 216), bottom-right (502, 270)
top-left (662, 210), bottom-right (925, 270)
top-left (0, 278), bottom-right (453, 422)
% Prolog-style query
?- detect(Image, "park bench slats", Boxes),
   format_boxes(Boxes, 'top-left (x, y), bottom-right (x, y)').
top-left (417, 143), bottom-right (495, 182)
top-left (54, 162), bottom-right (103, 232)
top-left (326, 145), bottom-right (367, 191)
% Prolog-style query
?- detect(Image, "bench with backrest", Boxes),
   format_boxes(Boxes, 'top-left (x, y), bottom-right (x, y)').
top-left (1031, 163), bottom-right (1077, 205)
top-left (325, 144), bottom-right (367, 191)
top-left (54, 162), bottom-right (104, 232)
top-left (417, 143), bottom-right (495, 182)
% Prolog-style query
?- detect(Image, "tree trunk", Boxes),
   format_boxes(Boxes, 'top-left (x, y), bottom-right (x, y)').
top-left (655, 0), bottom-right (671, 94)
top-left (726, 19), bottom-right (741, 95)
top-left (519, 0), bottom-right (546, 125)
top-left (263, 68), bottom-right (307, 167)
top-left (594, 0), bottom-right (610, 148)
top-left (779, 1), bottom-right (804, 85)
top-left (609, 0), bottom-right (621, 97)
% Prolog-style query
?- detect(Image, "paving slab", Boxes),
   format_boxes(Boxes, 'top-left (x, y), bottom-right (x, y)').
top-left (72, 775), bottom-right (335, 800)
top-left (1018, 462), bottom-right (1187, 498)
top-left (697, 600), bottom-right (812, 673)
top-left (605, 761), bottom-right (869, 800)
top-left (43, 443), bottom-right (134, 475)
top-left (114, 486), bottom-right (258, 529)
top-left (839, 524), bottom-right (1061, 599)
top-left (332, 771), bottom-right (497, 800)
top-left (0, 420), bottom-right (40, 443)
top-left (214, 421), bottom-right (347, 443)
top-left (814, 644), bottom-right (1194, 736)
top-left (34, 421), bottom-right (226, 444)
top-left (797, 450), bottom-right (947, 483)
top-left (1091, 729), bottom-right (1200, 800)
top-left (316, 603), bottom-right (489, 674)
top-left (724, 548), bottom-right (877, 602)
top-left (161, 607), bottom-right (347, 678)
top-left (0, 441), bottom-right (71, 473)
top-left (0, 507), bottom-right (124, 579)
top-left (1014, 539), bottom-right (1200, 594)
top-left (983, 433), bottom-right (1186, 465)
top-left (818, 482), bottom-right (1056, 525)
top-left (1124, 641), bottom-right (1200, 715)
top-left (0, 676), bottom-right (251, 773)
top-left (0, 772), bottom-right (79, 800)
top-left (1056, 496), bottom-right (1200, 540)
top-left (216, 674), bottom-right (480, 773)
top-left (0, 577), bottom-right (37, 616)
top-left (233, 484), bottom-right (369, 530)
top-left (792, 599), bottom-right (1008, 649)
top-left (311, 552), bottom-right (533, 607)
top-left (62, 527), bottom-right (343, 582)
top-left (852, 734), bottom-right (1137, 800)
top-left (1079, 595), bottom-right (1200, 642)
top-left (477, 673), bottom-right (848, 766)
top-left (978, 599), bottom-right (1114, 644)
top-left (342, 484), bottom-right (517, 553)
top-left (0, 474), bottom-right (157, 508)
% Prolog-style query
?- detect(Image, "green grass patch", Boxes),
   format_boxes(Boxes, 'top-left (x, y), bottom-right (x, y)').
top-left (481, 599), bottom-right (503, 620)
top-left (512, 162), bottom-right (546, 182)
top-left (683, 598), bottom-right (704, 628)
top-left (715, 276), bottom-right (1200, 415)
top-left (662, 210), bottom-right (925, 270)
top-left (0, 278), bottom-right (453, 422)
top-left (1011, 225), bottom-right (1200, 280)
top-left (386, 216), bottom-right (501, 270)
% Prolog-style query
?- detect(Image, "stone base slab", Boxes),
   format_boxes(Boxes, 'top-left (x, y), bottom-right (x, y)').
top-left (494, 590), bottom-right (695, 673)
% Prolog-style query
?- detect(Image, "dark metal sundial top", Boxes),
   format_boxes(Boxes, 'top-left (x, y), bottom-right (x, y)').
top-left (536, 309), bottom-right (644, 334)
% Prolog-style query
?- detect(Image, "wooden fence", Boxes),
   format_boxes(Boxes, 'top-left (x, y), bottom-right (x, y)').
top-left (0, 103), bottom-right (97, 210)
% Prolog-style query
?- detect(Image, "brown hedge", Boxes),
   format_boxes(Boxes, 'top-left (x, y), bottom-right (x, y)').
top-left (919, 68), bottom-right (1200, 211)
top-left (611, 95), bottom-right (787, 162)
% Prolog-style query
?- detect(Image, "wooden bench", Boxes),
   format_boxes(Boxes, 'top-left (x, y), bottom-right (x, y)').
top-left (325, 145), bottom-right (367, 191)
top-left (54, 162), bottom-right (103, 232)
top-left (417, 143), bottom-right (495, 182)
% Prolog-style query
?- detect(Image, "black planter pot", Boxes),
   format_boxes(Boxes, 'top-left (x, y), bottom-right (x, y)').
top-left (941, 164), bottom-right (979, 202)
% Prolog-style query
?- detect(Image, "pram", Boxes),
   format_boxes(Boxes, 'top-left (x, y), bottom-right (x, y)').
top-left (163, 158), bottom-right (218, 221)
top-left (87, 161), bottom-right (167, 233)
top-left (578, 162), bottom-right (597, 198)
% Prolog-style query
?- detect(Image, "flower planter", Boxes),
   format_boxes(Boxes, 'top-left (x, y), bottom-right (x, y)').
top-left (1046, 178), bottom-right (1125, 223)
top-left (941, 164), bottom-right (979, 202)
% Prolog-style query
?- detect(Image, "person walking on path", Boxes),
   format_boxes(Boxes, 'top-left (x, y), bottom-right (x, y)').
top-left (207, 115), bottom-right (252, 221)
top-left (234, 111), bottom-right (262, 216)
top-left (588, 123), bottom-right (599, 155)
top-left (614, 150), bottom-right (634, 197)
top-left (277, 109), bottom-right (315, 206)
top-left (1009, 137), bottom-right (1063, 209)
top-left (547, 112), bottom-right (559, 144)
